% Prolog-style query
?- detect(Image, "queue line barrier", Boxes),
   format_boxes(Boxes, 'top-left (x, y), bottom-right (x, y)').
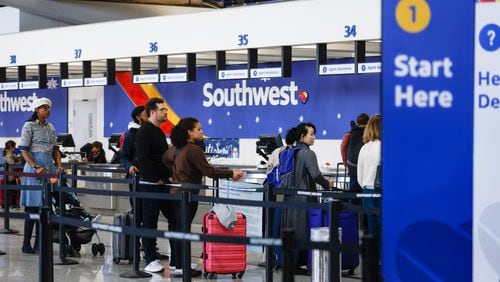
top-left (0, 163), bottom-right (381, 282)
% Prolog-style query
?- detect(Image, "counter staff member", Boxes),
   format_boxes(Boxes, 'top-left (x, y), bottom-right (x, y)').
top-left (19, 97), bottom-right (64, 254)
top-left (135, 97), bottom-right (172, 273)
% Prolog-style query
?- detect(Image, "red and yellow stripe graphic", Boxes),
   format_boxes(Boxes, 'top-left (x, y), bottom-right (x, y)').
top-left (116, 72), bottom-right (181, 135)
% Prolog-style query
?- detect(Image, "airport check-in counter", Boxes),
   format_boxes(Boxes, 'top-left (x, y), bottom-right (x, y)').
top-left (73, 164), bottom-right (131, 213)
top-left (208, 165), bottom-right (267, 252)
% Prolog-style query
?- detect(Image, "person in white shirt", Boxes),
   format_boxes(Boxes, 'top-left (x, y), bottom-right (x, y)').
top-left (357, 114), bottom-right (381, 235)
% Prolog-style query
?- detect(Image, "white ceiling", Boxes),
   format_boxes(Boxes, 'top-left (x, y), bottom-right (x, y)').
top-left (0, 0), bottom-right (381, 79)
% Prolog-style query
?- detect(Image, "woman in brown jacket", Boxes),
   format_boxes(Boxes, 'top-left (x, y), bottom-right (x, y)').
top-left (163, 117), bottom-right (244, 277)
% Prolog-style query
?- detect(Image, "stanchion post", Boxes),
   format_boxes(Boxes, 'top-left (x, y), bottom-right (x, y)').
top-left (59, 177), bottom-right (66, 259)
top-left (132, 174), bottom-right (141, 272)
top-left (120, 174), bottom-right (151, 278)
top-left (70, 164), bottom-right (77, 188)
top-left (54, 173), bottom-right (78, 265)
top-left (39, 204), bottom-right (53, 282)
top-left (3, 163), bottom-right (10, 224)
top-left (282, 229), bottom-right (295, 282)
top-left (0, 163), bottom-right (19, 234)
top-left (181, 191), bottom-right (191, 282)
top-left (265, 183), bottom-right (275, 282)
top-left (328, 201), bottom-right (342, 282)
top-left (362, 234), bottom-right (379, 282)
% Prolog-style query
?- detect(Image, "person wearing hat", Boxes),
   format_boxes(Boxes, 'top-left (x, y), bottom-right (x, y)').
top-left (120, 105), bottom-right (147, 181)
top-left (19, 97), bottom-right (64, 254)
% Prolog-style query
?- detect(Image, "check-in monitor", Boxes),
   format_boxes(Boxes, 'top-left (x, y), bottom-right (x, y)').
top-left (256, 133), bottom-right (283, 160)
top-left (56, 133), bottom-right (76, 147)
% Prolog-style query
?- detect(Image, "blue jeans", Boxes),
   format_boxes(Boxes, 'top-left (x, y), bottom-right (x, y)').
top-left (362, 188), bottom-right (381, 235)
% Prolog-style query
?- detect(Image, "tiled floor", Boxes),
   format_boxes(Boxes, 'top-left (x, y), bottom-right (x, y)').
top-left (0, 213), bottom-right (362, 281)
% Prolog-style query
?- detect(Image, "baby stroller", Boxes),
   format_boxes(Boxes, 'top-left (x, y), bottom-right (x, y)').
top-left (52, 189), bottom-right (105, 257)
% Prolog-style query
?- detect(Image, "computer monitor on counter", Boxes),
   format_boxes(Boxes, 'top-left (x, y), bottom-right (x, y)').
top-left (56, 133), bottom-right (75, 148)
top-left (256, 133), bottom-right (283, 160)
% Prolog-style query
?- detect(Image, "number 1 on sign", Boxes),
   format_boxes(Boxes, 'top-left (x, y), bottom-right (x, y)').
top-left (409, 5), bottom-right (416, 22)
top-left (395, 0), bottom-right (431, 33)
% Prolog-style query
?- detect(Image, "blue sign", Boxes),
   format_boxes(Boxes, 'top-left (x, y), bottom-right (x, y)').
top-left (478, 23), bottom-right (500, 52)
top-left (383, 1), bottom-right (474, 281)
top-left (204, 138), bottom-right (240, 158)
top-left (105, 60), bottom-right (380, 138)
top-left (0, 81), bottom-right (68, 137)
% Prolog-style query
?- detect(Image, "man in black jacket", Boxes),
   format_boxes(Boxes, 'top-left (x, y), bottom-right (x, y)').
top-left (120, 105), bottom-right (147, 179)
top-left (345, 113), bottom-right (369, 234)
top-left (135, 98), bottom-right (172, 273)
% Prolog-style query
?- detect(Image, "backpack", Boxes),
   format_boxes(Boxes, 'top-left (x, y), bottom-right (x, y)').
top-left (346, 126), bottom-right (365, 176)
top-left (266, 146), bottom-right (304, 189)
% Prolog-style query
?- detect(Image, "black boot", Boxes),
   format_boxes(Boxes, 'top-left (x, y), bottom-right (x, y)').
top-left (22, 219), bottom-right (35, 254)
top-left (33, 221), bottom-right (40, 253)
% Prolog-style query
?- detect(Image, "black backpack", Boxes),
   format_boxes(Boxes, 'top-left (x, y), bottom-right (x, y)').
top-left (346, 126), bottom-right (365, 176)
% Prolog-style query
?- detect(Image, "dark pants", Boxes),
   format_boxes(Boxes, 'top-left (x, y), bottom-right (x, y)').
top-left (139, 184), bottom-right (170, 264)
top-left (350, 175), bottom-right (369, 233)
top-left (23, 206), bottom-right (40, 250)
top-left (160, 201), bottom-right (177, 261)
top-left (173, 199), bottom-right (198, 269)
top-left (362, 188), bottom-right (381, 235)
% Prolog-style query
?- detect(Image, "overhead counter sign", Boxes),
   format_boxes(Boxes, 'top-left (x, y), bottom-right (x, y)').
top-left (318, 63), bottom-right (355, 75)
top-left (0, 82), bottom-right (18, 90)
top-left (61, 78), bottom-right (83, 88)
top-left (218, 69), bottom-right (248, 80)
top-left (160, 73), bottom-right (187, 83)
top-left (84, 77), bottom-right (107, 86)
top-left (249, 67), bottom-right (282, 78)
top-left (19, 81), bottom-right (39, 90)
top-left (357, 62), bottom-right (381, 74)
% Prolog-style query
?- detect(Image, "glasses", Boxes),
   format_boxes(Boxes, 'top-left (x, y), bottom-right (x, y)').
top-left (39, 105), bottom-right (50, 110)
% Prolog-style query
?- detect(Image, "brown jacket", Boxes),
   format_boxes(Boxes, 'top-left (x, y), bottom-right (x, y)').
top-left (162, 142), bottom-right (233, 194)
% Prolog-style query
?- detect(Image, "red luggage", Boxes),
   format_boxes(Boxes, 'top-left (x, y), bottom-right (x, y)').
top-left (201, 212), bottom-right (246, 279)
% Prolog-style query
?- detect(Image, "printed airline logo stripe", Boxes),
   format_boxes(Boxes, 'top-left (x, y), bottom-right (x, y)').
top-left (116, 72), bottom-right (180, 135)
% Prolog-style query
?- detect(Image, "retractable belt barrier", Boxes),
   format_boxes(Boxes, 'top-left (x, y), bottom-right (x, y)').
top-left (0, 164), bottom-right (381, 282)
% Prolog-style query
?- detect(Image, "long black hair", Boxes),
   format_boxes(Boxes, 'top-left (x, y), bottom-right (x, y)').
top-left (27, 112), bottom-right (38, 122)
top-left (170, 117), bottom-right (199, 148)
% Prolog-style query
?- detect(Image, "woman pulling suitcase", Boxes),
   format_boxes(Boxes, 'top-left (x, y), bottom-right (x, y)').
top-left (163, 117), bottom-right (245, 278)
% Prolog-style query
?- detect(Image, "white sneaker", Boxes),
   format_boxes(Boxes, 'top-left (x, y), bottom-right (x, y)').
top-left (144, 260), bottom-right (164, 273)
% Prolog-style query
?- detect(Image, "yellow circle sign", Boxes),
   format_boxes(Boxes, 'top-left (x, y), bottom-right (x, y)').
top-left (395, 0), bottom-right (431, 33)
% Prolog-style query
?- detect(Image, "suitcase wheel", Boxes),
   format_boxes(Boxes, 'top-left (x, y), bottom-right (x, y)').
top-left (237, 271), bottom-right (244, 279)
top-left (207, 273), bottom-right (216, 279)
top-left (113, 258), bottom-right (120, 264)
top-left (347, 268), bottom-right (355, 275)
top-left (91, 243), bottom-right (98, 256)
top-left (98, 243), bottom-right (105, 255)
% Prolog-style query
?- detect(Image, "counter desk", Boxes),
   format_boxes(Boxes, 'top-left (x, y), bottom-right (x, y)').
top-left (63, 163), bottom-right (130, 213)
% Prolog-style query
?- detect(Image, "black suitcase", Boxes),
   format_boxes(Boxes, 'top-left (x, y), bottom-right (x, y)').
top-left (112, 213), bottom-right (133, 264)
